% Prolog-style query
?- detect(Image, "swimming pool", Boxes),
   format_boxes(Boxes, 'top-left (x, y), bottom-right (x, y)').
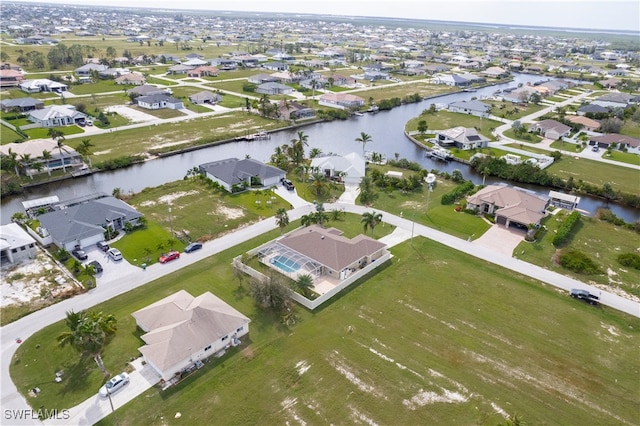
top-left (272, 255), bottom-right (301, 273)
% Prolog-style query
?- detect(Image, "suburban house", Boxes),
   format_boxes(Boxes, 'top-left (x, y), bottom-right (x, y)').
top-left (0, 69), bottom-right (25, 87)
top-left (309, 152), bottom-right (365, 185)
top-left (114, 73), bottom-right (146, 85)
top-left (277, 100), bottom-right (315, 121)
top-left (248, 73), bottom-right (280, 84)
top-left (182, 58), bottom-right (208, 67)
top-left (466, 185), bottom-right (549, 229)
top-left (528, 119), bottom-right (571, 140)
top-left (27, 105), bottom-right (87, 127)
top-left (0, 223), bottom-right (37, 266)
top-left (432, 74), bottom-right (471, 87)
top-left (0, 97), bottom-right (44, 113)
top-left (318, 93), bottom-right (365, 110)
top-left (137, 94), bottom-right (184, 110)
top-left (128, 84), bottom-right (166, 97)
top-left (132, 290), bottom-right (250, 381)
top-left (19, 79), bottom-right (67, 93)
top-left (198, 158), bottom-right (286, 192)
top-left (188, 90), bottom-right (222, 105)
top-left (210, 58), bottom-right (236, 70)
top-left (167, 64), bottom-right (194, 74)
top-left (577, 103), bottom-right (609, 116)
top-left (37, 194), bottom-right (143, 250)
top-left (0, 139), bottom-right (82, 176)
top-left (256, 82), bottom-right (293, 95)
top-left (592, 92), bottom-right (634, 109)
top-left (74, 63), bottom-right (108, 76)
top-left (447, 100), bottom-right (491, 117)
top-left (187, 66), bottom-right (219, 78)
top-left (435, 126), bottom-right (490, 150)
top-left (548, 190), bottom-right (580, 211)
top-left (480, 66), bottom-right (509, 78)
top-left (590, 134), bottom-right (640, 152)
top-left (258, 225), bottom-right (388, 287)
top-left (566, 115), bottom-right (601, 132)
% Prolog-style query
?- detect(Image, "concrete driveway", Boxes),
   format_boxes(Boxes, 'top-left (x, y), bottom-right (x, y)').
top-left (105, 105), bottom-right (158, 123)
top-left (472, 224), bottom-right (525, 257)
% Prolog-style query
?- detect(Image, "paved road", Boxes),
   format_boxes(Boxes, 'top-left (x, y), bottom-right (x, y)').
top-left (2, 189), bottom-right (639, 425)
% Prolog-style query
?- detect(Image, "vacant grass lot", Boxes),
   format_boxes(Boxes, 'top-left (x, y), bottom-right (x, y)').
top-left (0, 125), bottom-right (25, 144)
top-left (81, 112), bottom-right (287, 163)
top-left (516, 211), bottom-right (640, 297)
top-left (12, 232), bottom-right (638, 425)
top-left (354, 82), bottom-right (453, 103)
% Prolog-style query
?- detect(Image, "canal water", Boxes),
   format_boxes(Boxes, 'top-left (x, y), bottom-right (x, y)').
top-left (2, 73), bottom-right (638, 223)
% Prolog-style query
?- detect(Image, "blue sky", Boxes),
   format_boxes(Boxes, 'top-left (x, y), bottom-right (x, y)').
top-left (9, 0), bottom-right (640, 32)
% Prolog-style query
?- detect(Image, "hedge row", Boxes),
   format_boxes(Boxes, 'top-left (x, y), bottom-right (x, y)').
top-left (441, 181), bottom-right (475, 205)
top-left (552, 211), bottom-right (581, 247)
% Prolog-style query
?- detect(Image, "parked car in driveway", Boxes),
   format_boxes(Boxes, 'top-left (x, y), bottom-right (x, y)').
top-left (87, 260), bottom-right (103, 273)
top-left (97, 241), bottom-right (110, 252)
top-left (185, 242), bottom-right (202, 253)
top-left (281, 178), bottom-right (295, 191)
top-left (107, 248), bottom-right (123, 261)
top-left (159, 251), bottom-right (180, 263)
top-left (72, 248), bottom-right (88, 260)
top-left (98, 372), bottom-right (129, 398)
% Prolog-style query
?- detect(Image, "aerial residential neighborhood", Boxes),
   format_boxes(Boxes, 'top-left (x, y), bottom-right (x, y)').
top-left (0, 1), bottom-right (639, 425)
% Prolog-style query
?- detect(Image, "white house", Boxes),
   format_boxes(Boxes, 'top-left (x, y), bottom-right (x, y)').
top-left (27, 105), bottom-right (87, 127)
top-left (447, 100), bottom-right (491, 117)
top-left (19, 79), bottom-right (67, 93)
top-left (435, 127), bottom-right (490, 150)
top-left (0, 223), bottom-right (37, 266)
top-left (310, 152), bottom-right (365, 185)
top-left (318, 93), bottom-right (365, 110)
top-left (132, 290), bottom-right (250, 381)
top-left (136, 94), bottom-right (184, 110)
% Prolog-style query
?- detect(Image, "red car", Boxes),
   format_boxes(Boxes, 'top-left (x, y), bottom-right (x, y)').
top-left (159, 251), bottom-right (180, 263)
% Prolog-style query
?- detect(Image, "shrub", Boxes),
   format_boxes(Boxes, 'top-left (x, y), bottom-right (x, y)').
top-left (552, 211), bottom-right (581, 247)
top-left (617, 253), bottom-right (640, 270)
top-left (558, 249), bottom-right (602, 275)
top-left (441, 181), bottom-right (475, 205)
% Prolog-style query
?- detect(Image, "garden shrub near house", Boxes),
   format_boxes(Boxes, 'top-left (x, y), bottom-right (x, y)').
top-left (552, 211), bottom-right (581, 247)
top-left (441, 181), bottom-right (475, 205)
top-left (558, 249), bottom-right (602, 275)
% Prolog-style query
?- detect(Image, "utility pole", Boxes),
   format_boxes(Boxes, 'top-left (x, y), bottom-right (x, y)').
top-left (107, 388), bottom-right (119, 426)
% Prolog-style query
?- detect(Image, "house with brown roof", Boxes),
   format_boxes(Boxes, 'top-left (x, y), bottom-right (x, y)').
top-left (259, 225), bottom-right (388, 284)
top-left (590, 133), bottom-right (640, 153)
top-left (466, 185), bottom-right (549, 229)
top-left (114, 73), bottom-right (146, 85)
top-left (187, 66), bottom-right (219, 78)
top-left (132, 290), bottom-right (250, 381)
top-left (277, 100), bottom-right (315, 121)
top-left (566, 115), bottom-right (601, 132)
top-left (0, 69), bottom-right (25, 87)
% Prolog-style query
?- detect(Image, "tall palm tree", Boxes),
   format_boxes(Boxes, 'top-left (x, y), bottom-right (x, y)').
top-left (355, 132), bottom-right (372, 157)
top-left (55, 136), bottom-right (67, 173)
top-left (19, 153), bottom-right (32, 179)
top-left (6, 148), bottom-right (19, 176)
top-left (361, 211), bottom-right (383, 236)
top-left (275, 208), bottom-right (289, 234)
top-left (76, 138), bottom-right (94, 168)
top-left (57, 310), bottom-right (118, 377)
top-left (41, 149), bottom-right (53, 176)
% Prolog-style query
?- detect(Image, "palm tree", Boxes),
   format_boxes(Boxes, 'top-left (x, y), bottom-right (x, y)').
top-left (310, 79), bottom-right (318, 98)
top-left (6, 148), bottom-right (19, 176)
top-left (361, 211), bottom-right (383, 236)
top-left (19, 153), bottom-right (32, 179)
top-left (41, 149), bottom-right (53, 175)
top-left (355, 132), bottom-right (372, 157)
top-left (300, 214), bottom-right (314, 227)
top-left (294, 274), bottom-right (314, 297)
top-left (309, 147), bottom-right (322, 159)
top-left (55, 136), bottom-right (67, 173)
top-left (76, 139), bottom-right (94, 168)
top-left (57, 310), bottom-right (117, 377)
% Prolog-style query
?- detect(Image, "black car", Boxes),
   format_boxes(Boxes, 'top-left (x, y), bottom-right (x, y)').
top-left (87, 260), bottom-right (103, 273)
top-left (72, 248), bottom-right (88, 260)
top-left (185, 242), bottom-right (203, 253)
top-left (570, 288), bottom-right (599, 305)
top-left (281, 178), bottom-right (295, 191)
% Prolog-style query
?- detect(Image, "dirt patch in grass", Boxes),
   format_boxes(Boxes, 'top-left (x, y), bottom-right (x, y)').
top-left (213, 205), bottom-right (245, 219)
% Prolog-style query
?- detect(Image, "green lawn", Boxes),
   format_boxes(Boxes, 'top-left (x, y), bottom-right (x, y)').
top-left (604, 149), bottom-right (640, 166)
top-left (0, 124), bottom-right (26, 144)
top-left (128, 106), bottom-right (184, 119)
top-left (11, 233), bottom-right (639, 425)
top-left (22, 125), bottom-right (84, 139)
top-left (406, 111), bottom-right (501, 138)
top-left (354, 81), bottom-right (453, 103)
top-left (515, 211), bottom-right (640, 297)
top-left (502, 128), bottom-right (543, 143)
top-left (217, 94), bottom-right (246, 109)
top-left (68, 81), bottom-right (129, 96)
top-left (483, 100), bottom-right (546, 120)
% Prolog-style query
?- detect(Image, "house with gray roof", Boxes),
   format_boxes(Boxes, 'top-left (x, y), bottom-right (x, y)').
top-left (309, 152), bottom-right (365, 185)
top-left (37, 194), bottom-right (143, 250)
top-left (256, 82), bottom-right (294, 95)
top-left (137, 94), bottom-right (184, 110)
top-left (128, 84), bottom-right (166, 97)
top-left (528, 119), bottom-right (571, 140)
top-left (75, 63), bottom-right (108, 76)
top-left (132, 290), bottom-right (250, 381)
top-left (199, 158), bottom-right (286, 192)
top-left (0, 97), bottom-right (44, 113)
top-left (27, 105), bottom-right (87, 127)
top-left (188, 90), bottom-right (222, 105)
top-left (592, 92), bottom-right (634, 109)
top-left (447, 100), bottom-right (491, 117)
top-left (436, 126), bottom-right (490, 150)
top-left (577, 104), bottom-right (609, 116)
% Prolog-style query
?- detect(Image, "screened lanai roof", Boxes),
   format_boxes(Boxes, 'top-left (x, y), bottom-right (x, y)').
top-left (258, 242), bottom-right (323, 277)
